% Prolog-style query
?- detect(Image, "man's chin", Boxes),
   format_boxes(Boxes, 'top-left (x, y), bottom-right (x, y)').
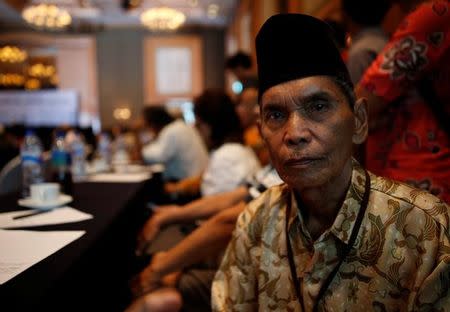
top-left (282, 175), bottom-right (326, 191)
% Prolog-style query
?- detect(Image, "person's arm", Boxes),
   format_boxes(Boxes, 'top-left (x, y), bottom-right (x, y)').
top-left (136, 186), bottom-right (248, 251)
top-left (356, 2), bottom-right (450, 126)
top-left (136, 202), bottom-right (246, 294)
top-left (164, 175), bottom-right (202, 197)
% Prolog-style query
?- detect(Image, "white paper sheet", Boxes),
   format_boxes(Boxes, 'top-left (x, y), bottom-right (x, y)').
top-left (86, 172), bottom-right (151, 183)
top-left (0, 207), bottom-right (93, 229)
top-left (0, 229), bottom-right (85, 284)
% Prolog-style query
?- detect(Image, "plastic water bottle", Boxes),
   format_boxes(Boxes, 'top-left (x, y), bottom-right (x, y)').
top-left (112, 134), bottom-right (130, 165)
top-left (21, 129), bottom-right (44, 198)
top-left (51, 131), bottom-right (72, 195)
top-left (97, 132), bottom-right (112, 171)
top-left (70, 132), bottom-right (87, 182)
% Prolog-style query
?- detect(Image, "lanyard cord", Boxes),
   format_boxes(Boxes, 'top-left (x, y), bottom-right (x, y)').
top-left (285, 170), bottom-right (371, 312)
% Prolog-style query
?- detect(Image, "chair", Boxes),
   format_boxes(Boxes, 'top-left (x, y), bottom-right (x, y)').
top-left (0, 152), bottom-right (51, 196)
top-left (0, 155), bottom-right (21, 195)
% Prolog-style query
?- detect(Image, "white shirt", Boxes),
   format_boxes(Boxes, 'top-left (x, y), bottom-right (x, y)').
top-left (142, 120), bottom-right (209, 181)
top-left (201, 143), bottom-right (261, 196)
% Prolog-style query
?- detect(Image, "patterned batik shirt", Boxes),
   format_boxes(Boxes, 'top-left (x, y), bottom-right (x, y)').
top-left (212, 160), bottom-right (450, 311)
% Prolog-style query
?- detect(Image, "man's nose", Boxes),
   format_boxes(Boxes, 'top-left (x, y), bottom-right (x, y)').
top-left (284, 112), bottom-right (312, 147)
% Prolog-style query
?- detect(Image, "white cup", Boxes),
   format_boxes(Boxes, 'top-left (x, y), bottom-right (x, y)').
top-left (30, 183), bottom-right (60, 202)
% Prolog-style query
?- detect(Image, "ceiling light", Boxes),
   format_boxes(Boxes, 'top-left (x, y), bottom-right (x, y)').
top-left (188, 0), bottom-right (198, 7)
top-left (207, 4), bottom-right (219, 19)
top-left (22, 4), bottom-right (72, 29)
top-left (0, 46), bottom-right (27, 63)
top-left (140, 7), bottom-right (186, 31)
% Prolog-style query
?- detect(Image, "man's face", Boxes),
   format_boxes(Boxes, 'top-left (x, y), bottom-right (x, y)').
top-left (260, 76), bottom-right (362, 191)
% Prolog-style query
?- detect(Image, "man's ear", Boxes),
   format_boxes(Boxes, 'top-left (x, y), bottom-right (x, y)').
top-left (352, 98), bottom-right (368, 145)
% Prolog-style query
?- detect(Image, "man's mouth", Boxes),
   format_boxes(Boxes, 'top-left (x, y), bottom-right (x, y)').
top-left (284, 157), bottom-right (323, 167)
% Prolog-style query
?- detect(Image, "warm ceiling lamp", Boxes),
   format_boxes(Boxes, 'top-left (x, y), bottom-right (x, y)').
top-left (140, 7), bottom-right (186, 31)
top-left (22, 3), bottom-right (72, 29)
top-left (0, 46), bottom-right (27, 63)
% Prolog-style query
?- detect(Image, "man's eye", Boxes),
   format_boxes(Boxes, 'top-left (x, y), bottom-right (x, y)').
top-left (266, 110), bottom-right (284, 120)
top-left (308, 101), bottom-right (330, 113)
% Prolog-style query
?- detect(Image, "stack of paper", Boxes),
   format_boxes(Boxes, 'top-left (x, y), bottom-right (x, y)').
top-left (0, 229), bottom-right (85, 284)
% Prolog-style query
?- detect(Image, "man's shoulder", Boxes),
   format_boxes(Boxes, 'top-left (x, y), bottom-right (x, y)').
top-left (238, 184), bottom-right (288, 238)
top-left (370, 173), bottom-right (450, 230)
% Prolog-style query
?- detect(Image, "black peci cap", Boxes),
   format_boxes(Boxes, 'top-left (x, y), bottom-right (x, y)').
top-left (256, 14), bottom-right (352, 99)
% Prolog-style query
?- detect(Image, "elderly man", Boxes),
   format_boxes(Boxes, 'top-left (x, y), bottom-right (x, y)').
top-left (212, 14), bottom-right (450, 311)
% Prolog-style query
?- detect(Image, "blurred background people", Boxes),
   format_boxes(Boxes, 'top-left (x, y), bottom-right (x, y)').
top-left (324, 18), bottom-right (349, 62)
top-left (192, 88), bottom-right (260, 196)
top-left (225, 51), bottom-right (258, 91)
top-left (234, 86), bottom-right (270, 166)
top-left (129, 164), bottom-right (282, 312)
top-left (141, 106), bottom-right (209, 183)
top-left (342, 0), bottom-right (391, 84)
top-left (357, 0), bottom-right (450, 202)
top-left (0, 124), bottom-right (24, 170)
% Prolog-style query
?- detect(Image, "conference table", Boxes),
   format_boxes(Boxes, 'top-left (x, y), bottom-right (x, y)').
top-left (0, 172), bottom-right (162, 312)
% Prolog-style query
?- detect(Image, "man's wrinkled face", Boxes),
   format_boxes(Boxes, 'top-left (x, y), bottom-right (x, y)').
top-left (260, 76), bottom-right (362, 191)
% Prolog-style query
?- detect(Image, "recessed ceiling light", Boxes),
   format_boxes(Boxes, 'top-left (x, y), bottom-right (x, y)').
top-left (188, 0), bottom-right (198, 7)
top-left (207, 3), bottom-right (219, 19)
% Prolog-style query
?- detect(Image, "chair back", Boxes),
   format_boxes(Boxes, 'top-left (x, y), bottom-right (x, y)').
top-left (0, 156), bottom-right (21, 195)
top-left (0, 152), bottom-right (51, 196)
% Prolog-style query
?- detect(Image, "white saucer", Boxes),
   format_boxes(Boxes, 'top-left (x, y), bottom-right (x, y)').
top-left (18, 194), bottom-right (73, 210)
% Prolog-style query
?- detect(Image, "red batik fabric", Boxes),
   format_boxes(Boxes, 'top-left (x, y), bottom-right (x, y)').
top-left (361, 0), bottom-right (450, 203)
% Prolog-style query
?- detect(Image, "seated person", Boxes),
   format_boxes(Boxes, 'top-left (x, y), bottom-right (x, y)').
top-left (235, 87), bottom-right (270, 166)
top-left (166, 89), bottom-right (261, 197)
top-left (128, 165), bottom-right (282, 312)
top-left (225, 51), bottom-right (258, 91)
top-left (141, 106), bottom-right (209, 182)
top-left (212, 13), bottom-right (450, 311)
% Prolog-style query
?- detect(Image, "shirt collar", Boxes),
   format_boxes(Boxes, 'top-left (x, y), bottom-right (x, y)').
top-left (287, 159), bottom-right (368, 245)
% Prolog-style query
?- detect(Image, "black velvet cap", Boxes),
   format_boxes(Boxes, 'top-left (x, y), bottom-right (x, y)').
top-left (256, 14), bottom-right (352, 99)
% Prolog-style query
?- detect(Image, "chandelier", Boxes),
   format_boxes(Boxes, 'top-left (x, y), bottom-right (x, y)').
top-left (0, 46), bottom-right (27, 63)
top-left (140, 7), bottom-right (186, 31)
top-left (22, 3), bottom-right (72, 29)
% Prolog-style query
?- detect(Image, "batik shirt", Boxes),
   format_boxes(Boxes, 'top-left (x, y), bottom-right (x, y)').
top-left (360, 0), bottom-right (450, 203)
top-left (212, 160), bottom-right (450, 311)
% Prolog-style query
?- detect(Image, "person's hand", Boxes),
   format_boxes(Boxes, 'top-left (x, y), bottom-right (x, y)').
top-left (130, 252), bottom-right (166, 297)
top-left (135, 205), bottom-right (180, 255)
top-left (164, 182), bottom-right (180, 194)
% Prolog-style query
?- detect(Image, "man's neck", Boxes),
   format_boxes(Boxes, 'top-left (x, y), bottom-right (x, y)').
top-left (294, 160), bottom-right (353, 240)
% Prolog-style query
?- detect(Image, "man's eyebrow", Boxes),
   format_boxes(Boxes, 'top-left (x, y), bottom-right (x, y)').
top-left (296, 91), bottom-right (334, 104)
top-left (263, 91), bottom-right (333, 108)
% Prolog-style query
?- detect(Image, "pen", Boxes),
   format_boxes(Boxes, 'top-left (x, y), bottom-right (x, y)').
top-left (13, 210), bottom-right (51, 220)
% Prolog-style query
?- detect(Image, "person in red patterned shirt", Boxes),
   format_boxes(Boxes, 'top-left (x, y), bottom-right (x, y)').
top-left (356, 0), bottom-right (450, 203)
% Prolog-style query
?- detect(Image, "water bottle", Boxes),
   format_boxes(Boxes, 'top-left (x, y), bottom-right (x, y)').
top-left (112, 134), bottom-right (130, 165)
top-left (20, 129), bottom-right (44, 198)
top-left (51, 131), bottom-right (72, 195)
top-left (70, 132), bottom-right (87, 182)
top-left (97, 132), bottom-right (112, 172)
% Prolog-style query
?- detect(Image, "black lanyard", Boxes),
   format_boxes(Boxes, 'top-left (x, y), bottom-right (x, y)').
top-left (285, 170), bottom-right (371, 312)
